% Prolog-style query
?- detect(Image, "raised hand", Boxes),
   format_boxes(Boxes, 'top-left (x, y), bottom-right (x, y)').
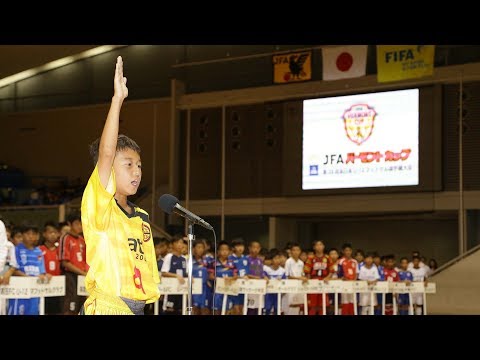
top-left (114, 56), bottom-right (128, 100)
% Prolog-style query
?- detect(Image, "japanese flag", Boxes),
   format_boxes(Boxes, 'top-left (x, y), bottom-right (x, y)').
top-left (322, 45), bottom-right (367, 81)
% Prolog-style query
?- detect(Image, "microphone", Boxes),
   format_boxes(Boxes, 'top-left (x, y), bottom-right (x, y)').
top-left (158, 194), bottom-right (213, 230)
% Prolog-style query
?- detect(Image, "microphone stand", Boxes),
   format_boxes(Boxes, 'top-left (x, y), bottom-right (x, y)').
top-left (186, 222), bottom-right (194, 315)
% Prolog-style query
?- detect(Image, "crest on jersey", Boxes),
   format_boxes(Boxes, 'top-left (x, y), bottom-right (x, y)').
top-left (20, 253), bottom-right (27, 265)
top-left (142, 223), bottom-right (151, 242)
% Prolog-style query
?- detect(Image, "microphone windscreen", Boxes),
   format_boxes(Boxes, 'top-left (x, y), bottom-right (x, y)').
top-left (158, 194), bottom-right (179, 214)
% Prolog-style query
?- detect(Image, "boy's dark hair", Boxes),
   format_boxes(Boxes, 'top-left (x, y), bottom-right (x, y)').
top-left (385, 254), bottom-right (395, 261)
top-left (342, 243), bottom-right (353, 250)
top-left (284, 242), bottom-right (293, 250)
top-left (89, 134), bottom-right (141, 165)
top-left (43, 221), bottom-right (58, 231)
top-left (193, 239), bottom-right (205, 248)
top-left (22, 223), bottom-right (39, 233)
top-left (154, 237), bottom-right (169, 246)
top-left (290, 242), bottom-right (301, 250)
top-left (355, 249), bottom-right (365, 257)
top-left (312, 239), bottom-right (324, 248)
top-left (217, 240), bottom-right (229, 250)
top-left (248, 240), bottom-right (261, 247)
top-left (58, 221), bottom-right (69, 228)
top-left (372, 252), bottom-right (380, 259)
top-left (231, 238), bottom-right (245, 247)
top-left (328, 247), bottom-right (339, 254)
top-left (171, 236), bottom-right (184, 244)
top-left (279, 250), bottom-right (288, 258)
top-left (365, 252), bottom-right (376, 259)
top-left (269, 248), bottom-right (281, 259)
top-left (400, 257), bottom-right (409, 262)
top-left (12, 227), bottom-right (23, 236)
top-left (67, 212), bottom-right (81, 224)
top-left (412, 255), bottom-right (421, 261)
top-left (259, 248), bottom-right (269, 257)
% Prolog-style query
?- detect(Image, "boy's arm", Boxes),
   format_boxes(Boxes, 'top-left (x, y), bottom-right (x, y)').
top-left (0, 266), bottom-right (17, 284)
top-left (97, 56), bottom-right (128, 189)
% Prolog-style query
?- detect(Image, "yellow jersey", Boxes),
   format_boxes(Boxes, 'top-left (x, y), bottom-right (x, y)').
top-left (81, 165), bottom-right (160, 303)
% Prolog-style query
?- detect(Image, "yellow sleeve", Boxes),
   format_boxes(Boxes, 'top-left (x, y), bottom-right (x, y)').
top-left (81, 164), bottom-right (116, 232)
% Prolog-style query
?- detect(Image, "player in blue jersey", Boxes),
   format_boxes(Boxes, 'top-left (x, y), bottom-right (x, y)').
top-left (263, 249), bottom-right (286, 315)
top-left (161, 235), bottom-right (187, 314)
top-left (192, 239), bottom-right (210, 315)
top-left (228, 238), bottom-right (249, 315)
top-left (200, 238), bottom-right (215, 312)
top-left (208, 241), bottom-right (237, 315)
top-left (397, 257), bottom-right (413, 315)
top-left (8, 225), bottom-right (50, 315)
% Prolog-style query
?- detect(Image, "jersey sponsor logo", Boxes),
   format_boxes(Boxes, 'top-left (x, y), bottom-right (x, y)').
top-left (133, 266), bottom-right (146, 294)
top-left (142, 223), bottom-right (151, 242)
top-left (128, 238), bottom-right (147, 261)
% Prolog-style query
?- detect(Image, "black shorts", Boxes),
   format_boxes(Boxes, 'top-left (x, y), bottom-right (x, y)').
top-left (45, 296), bottom-right (63, 315)
top-left (63, 272), bottom-right (86, 315)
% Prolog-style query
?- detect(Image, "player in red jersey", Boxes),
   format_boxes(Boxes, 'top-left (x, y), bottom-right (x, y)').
top-left (303, 240), bottom-right (334, 315)
top-left (39, 221), bottom-right (62, 314)
top-left (383, 254), bottom-right (399, 315)
top-left (338, 243), bottom-right (358, 315)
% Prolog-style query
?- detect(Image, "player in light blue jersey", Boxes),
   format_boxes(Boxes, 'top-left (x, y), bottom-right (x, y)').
top-left (263, 250), bottom-right (286, 315)
top-left (8, 225), bottom-right (50, 315)
top-left (192, 239), bottom-right (210, 315)
top-left (208, 241), bottom-right (237, 315)
top-left (228, 238), bottom-right (249, 315)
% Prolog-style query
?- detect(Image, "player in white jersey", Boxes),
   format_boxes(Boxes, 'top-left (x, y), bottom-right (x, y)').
top-left (284, 243), bottom-right (307, 315)
top-left (0, 220), bottom-right (18, 315)
top-left (410, 256), bottom-right (428, 315)
top-left (357, 253), bottom-right (380, 315)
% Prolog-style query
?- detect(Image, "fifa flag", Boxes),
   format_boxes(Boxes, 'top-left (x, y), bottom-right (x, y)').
top-left (273, 51), bottom-right (312, 84)
top-left (377, 45), bottom-right (435, 83)
top-left (322, 45), bottom-right (367, 81)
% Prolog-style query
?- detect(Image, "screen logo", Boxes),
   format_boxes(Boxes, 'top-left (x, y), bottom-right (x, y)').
top-left (343, 104), bottom-right (377, 146)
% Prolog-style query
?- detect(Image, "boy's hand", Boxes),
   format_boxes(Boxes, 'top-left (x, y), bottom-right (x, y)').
top-left (177, 274), bottom-right (185, 285)
top-left (114, 56), bottom-right (128, 100)
top-left (0, 274), bottom-right (11, 285)
top-left (46, 273), bottom-right (53, 283)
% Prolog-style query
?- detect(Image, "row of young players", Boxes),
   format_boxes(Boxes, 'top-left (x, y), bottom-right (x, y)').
top-left (153, 237), bottom-right (429, 315)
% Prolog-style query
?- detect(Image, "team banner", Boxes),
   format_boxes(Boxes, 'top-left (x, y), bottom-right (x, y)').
top-left (77, 275), bottom-right (88, 296)
top-left (237, 279), bottom-right (267, 295)
top-left (216, 277), bottom-right (240, 295)
top-left (158, 277), bottom-right (202, 295)
top-left (273, 51), bottom-right (312, 84)
top-left (76, 277), bottom-right (435, 297)
top-left (0, 276), bottom-right (65, 298)
top-left (376, 45), bottom-right (435, 83)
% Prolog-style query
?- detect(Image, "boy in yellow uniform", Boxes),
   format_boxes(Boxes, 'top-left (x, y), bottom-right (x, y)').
top-left (80, 56), bottom-right (160, 315)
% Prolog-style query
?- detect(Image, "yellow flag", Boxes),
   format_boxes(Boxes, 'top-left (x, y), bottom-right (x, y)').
top-left (273, 51), bottom-right (312, 83)
top-left (376, 45), bottom-right (435, 83)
